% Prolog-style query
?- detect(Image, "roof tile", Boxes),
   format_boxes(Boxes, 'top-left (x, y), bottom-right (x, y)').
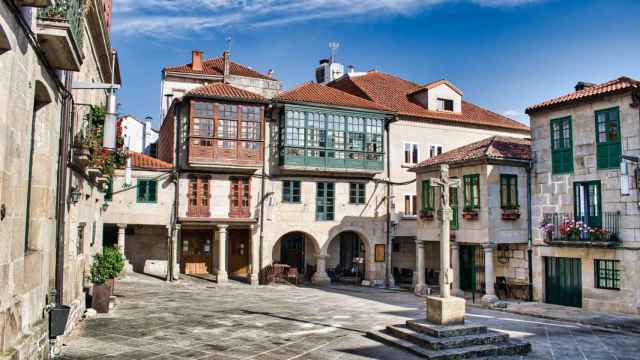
top-left (164, 56), bottom-right (273, 80)
top-left (412, 136), bottom-right (531, 170)
top-left (329, 72), bottom-right (530, 132)
top-left (129, 152), bottom-right (173, 170)
top-left (187, 82), bottom-right (268, 103)
top-left (526, 76), bottom-right (640, 113)
top-left (273, 82), bottom-right (391, 112)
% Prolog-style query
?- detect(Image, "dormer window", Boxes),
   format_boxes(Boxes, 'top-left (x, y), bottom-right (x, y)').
top-left (436, 98), bottom-right (454, 112)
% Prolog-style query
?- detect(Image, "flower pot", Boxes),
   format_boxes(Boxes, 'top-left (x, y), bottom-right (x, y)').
top-left (105, 278), bottom-right (115, 296)
top-left (462, 210), bottom-right (479, 220)
top-left (419, 210), bottom-right (434, 221)
top-left (92, 283), bottom-right (111, 314)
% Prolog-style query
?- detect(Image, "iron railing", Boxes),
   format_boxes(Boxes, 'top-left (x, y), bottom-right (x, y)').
top-left (38, 0), bottom-right (85, 51)
top-left (541, 212), bottom-right (621, 243)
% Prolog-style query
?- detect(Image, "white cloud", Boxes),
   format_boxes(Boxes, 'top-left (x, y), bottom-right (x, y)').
top-left (112, 0), bottom-right (542, 37)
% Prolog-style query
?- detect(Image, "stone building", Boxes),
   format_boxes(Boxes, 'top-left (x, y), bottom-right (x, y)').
top-left (119, 115), bottom-right (159, 155)
top-left (410, 136), bottom-right (532, 302)
top-left (527, 77), bottom-right (640, 314)
top-left (0, 0), bottom-right (119, 358)
top-left (328, 73), bottom-right (531, 285)
top-left (102, 152), bottom-right (176, 280)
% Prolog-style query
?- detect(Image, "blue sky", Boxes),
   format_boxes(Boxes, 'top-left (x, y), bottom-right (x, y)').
top-left (111, 0), bottom-right (640, 128)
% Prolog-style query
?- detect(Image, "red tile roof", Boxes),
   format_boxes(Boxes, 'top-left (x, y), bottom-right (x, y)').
top-left (129, 152), bottom-right (173, 170)
top-left (408, 79), bottom-right (464, 96)
top-left (273, 82), bottom-right (392, 112)
top-left (412, 136), bottom-right (531, 171)
top-left (164, 56), bottom-right (274, 80)
top-left (186, 82), bottom-right (268, 103)
top-left (526, 76), bottom-right (640, 113)
top-left (329, 72), bottom-right (530, 133)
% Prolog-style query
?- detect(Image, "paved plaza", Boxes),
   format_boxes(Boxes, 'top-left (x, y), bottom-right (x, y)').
top-left (59, 274), bottom-right (640, 360)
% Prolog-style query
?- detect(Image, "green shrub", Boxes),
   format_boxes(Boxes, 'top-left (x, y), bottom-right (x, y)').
top-left (89, 246), bottom-right (125, 284)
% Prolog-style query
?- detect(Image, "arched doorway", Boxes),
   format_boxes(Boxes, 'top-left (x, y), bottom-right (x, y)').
top-left (0, 22), bottom-right (10, 53)
top-left (272, 232), bottom-right (318, 276)
top-left (326, 231), bottom-right (367, 284)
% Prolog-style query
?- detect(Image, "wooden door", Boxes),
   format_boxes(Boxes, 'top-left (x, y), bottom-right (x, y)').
top-left (229, 177), bottom-right (251, 218)
top-left (228, 229), bottom-right (250, 277)
top-left (545, 257), bottom-right (582, 308)
top-left (281, 233), bottom-right (305, 273)
top-left (459, 245), bottom-right (485, 292)
top-left (181, 230), bottom-right (212, 275)
top-left (187, 176), bottom-right (211, 217)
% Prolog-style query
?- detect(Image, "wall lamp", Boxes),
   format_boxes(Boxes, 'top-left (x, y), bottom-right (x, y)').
top-left (69, 186), bottom-right (82, 205)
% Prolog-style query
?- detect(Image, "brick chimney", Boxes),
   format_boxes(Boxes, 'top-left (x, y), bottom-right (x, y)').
top-left (223, 51), bottom-right (230, 83)
top-left (192, 50), bottom-right (203, 72)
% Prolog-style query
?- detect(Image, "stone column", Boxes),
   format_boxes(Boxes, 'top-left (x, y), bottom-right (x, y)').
top-left (451, 242), bottom-right (463, 296)
top-left (117, 223), bottom-right (132, 274)
top-left (414, 240), bottom-right (426, 295)
top-left (249, 225), bottom-right (259, 285)
top-left (312, 254), bottom-right (331, 285)
top-left (482, 244), bottom-right (498, 304)
top-left (217, 225), bottom-right (228, 283)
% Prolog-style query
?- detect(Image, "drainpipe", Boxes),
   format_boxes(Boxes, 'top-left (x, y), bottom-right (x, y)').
top-left (171, 102), bottom-right (182, 281)
top-left (527, 160), bottom-right (533, 301)
top-left (258, 111), bottom-right (267, 274)
top-left (55, 73), bottom-right (74, 303)
top-left (385, 117), bottom-right (393, 288)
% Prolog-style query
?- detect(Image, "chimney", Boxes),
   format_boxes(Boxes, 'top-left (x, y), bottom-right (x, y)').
top-left (348, 65), bottom-right (355, 74)
top-left (223, 51), bottom-right (230, 83)
top-left (192, 50), bottom-right (203, 72)
top-left (267, 69), bottom-right (274, 78)
top-left (575, 81), bottom-right (595, 92)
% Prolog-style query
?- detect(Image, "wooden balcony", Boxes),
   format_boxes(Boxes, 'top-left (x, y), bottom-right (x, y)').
top-left (36, 0), bottom-right (84, 71)
top-left (14, 0), bottom-right (52, 7)
top-left (188, 137), bottom-right (263, 170)
top-left (541, 212), bottom-right (621, 247)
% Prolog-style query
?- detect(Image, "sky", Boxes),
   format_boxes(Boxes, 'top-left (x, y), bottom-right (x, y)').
top-left (111, 0), bottom-right (640, 128)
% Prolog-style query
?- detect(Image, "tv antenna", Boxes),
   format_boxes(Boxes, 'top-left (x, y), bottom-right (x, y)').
top-left (226, 36), bottom-right (233, 53)
top-left (329, 41), bottom-right (339, 63)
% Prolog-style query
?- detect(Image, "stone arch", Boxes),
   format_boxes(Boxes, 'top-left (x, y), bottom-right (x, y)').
top-left (0, 21), bottom-right (10, 53)
top-left (324, 229), bottom-right (369, 282)
top-left (271, 231), bottom-right (320, 275)
top-left (34, 80), bottom-right (52, 110)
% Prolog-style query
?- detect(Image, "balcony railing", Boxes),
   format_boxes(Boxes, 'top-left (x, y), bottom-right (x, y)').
top-left (541, 212), bottom-right (621, 244)
top-left (38, 0), bottom-right (84, 51)
top-left (188, 137), bottom-right (263, 166)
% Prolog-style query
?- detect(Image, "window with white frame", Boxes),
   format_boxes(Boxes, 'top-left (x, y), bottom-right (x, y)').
top-left (436, 98), bottom-right (454, 111)
top-left (403, 143), bottom-right (419, 165)
top-left (404, 194), bottom-right (417, 216)
top-left (429, 144), bottom-right (443, 158)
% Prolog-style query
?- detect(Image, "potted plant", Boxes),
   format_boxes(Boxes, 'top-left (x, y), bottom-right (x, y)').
top-left (558, 218), bottom-right (589, 241)
top-left (501, 206), bottom-right (521, 220)
top-left (589, 227), bottom-right (611, 242)
top-left (419, 208), bottom-right (434, 221)
top-left (89, 252), bottom-right (111, 313)
top-left (102, 246), bottom-right (125, 292)
top-left (462, 206), bottom-right (479, 220)
top-left (540, 221), bottom-right (554, 242)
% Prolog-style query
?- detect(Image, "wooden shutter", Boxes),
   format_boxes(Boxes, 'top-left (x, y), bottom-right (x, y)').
top-left (229, 177), bottom-right (250, 218)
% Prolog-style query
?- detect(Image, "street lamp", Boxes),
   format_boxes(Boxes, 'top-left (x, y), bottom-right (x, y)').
top-left (69, 187), bottom-right (81, 205)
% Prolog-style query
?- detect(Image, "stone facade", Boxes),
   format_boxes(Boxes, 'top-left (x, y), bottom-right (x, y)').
top-left (0, 1), bottom-right (118, 358)
top-left (529, 87), bottom-right (640, 314)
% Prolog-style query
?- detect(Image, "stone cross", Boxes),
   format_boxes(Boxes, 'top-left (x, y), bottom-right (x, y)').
top-left (429, 164), bottom-right (461, 299)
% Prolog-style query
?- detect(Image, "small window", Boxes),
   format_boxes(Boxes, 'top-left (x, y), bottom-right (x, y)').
top-left (316, 182), bottom-right (335, 221)
top-left (595, 259), bottom-right (620, 290)
top-left (463, 174), bottom-right (480, 209)
top-left (437, 98), bottom-right (454, 111)
top-left (349, 183), bottom-right (366, 204)
top-left (421, 180), bottom-right (435, 211)
top-left (550, 116), bottom-right (573, 174)
top-left (137, 179), bottom-right (158, 203)
top-left (429, 145), bottom-right (443, 159)
top-left (404, 143), bottom-right (419, 164)
top-left (500, 174), bottom-right (518, 209)
top-left (283, 180), bottom-right (301, 203)
top-left (404, 194), bottom-right (417, 216)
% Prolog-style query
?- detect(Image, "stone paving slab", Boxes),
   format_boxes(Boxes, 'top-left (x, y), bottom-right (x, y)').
top-left (58, 274), bottom-right (640, 360)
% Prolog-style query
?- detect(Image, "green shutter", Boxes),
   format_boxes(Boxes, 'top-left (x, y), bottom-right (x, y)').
top-left (421, 180), bottom-right (434, 211)
top-left (573, 181), bottom-right (602, 228)
top-left (595, 107), bottom-right (622, 170)
top-left (450, 188), bottom-right (459, 230)
top-left (463, 174), bottom-right (480, 208)
top-left (137, 180), bottom-right (146, 202)
top-left (137, 179), bottom-right (158, 203)
top-left (105, 178), bottom-right (113, 202)
top-left (550, 117), bottom-right (573, 174)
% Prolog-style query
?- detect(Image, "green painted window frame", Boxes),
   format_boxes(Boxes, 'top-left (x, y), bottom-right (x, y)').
top-left (550, 116), bottom-right (573, 174)
top-left (349, 183), bottom-right (366, 204)
top-left (573, 180), bottom-right (602, 228)
top-left (316, 182), bottom-right (335, 221)
top-left (421, 180), bottom-right (435, 211)
top-left (463, 174), bottom-right (480, 209)
top-left (595, 107), bottom-right (622, 170)
top-left (500, 174), bottom-right (519, 209)
top-left (105, 177), bottom-right (113, 202)
top-left (594, 259), bottom-right (620, 290)
top-left (137, 179), bottom-right (157, 203)
top-left (282, 180), bottom-right (301, 203)
top-left (450, 186), bottom-right (459, 230)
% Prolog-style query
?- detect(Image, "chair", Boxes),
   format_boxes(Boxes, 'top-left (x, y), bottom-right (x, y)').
top-left (286, 267), bottom-right (304, 285)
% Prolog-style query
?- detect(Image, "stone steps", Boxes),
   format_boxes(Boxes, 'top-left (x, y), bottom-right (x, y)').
top-left (366, 319), bottom-right (531, 359)
top-left (385, 325), bottom-right (509, 351)
top-left (367, 329), bottom-right (531, 360)
top-left (406, 320), bottom-right (487, 338)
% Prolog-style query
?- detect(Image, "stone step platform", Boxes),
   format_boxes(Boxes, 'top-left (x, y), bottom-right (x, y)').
top-left (386, 325), bottom-right (509, 351)
top-left (366, 320), bottom-right (531, 360)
